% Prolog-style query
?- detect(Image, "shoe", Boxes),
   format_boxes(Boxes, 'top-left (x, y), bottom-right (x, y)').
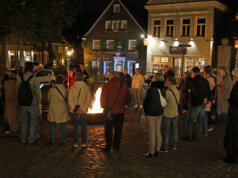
top-left (82, 143), bottom-right (88, 147)
top-left (154, 151), bottom-right (159, 157)
top-left (140, 105), bottom-right (143, 109)
top-left (112, 149), bottom-right (120, 152)
top-left (169, 145), bottom-right (177, 151)
top-left (182, 137), bottom-right (193, 141)
top-left (72, 143), bottom-right (78, 148)
top-left (207, 127), bottom-right (213, 132)
top-left (144, 152), bottom-right (154, 158)
top-left (134, 104), bottom-right (138, 109)
top-left (160, 148), bottom-right (168, 153)
top-left (102, 147), bottom-right (110, 152)
top-left (4, 131), bottom-right (10, 134)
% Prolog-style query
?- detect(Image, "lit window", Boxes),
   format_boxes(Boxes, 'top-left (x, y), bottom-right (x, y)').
top-left (166, 19), bottom-right (174, 37)
top-left (93, 40), bottom-right (100, 50)
top-left (128, 40), bottom-right (136, 51)
top-left (196, 18), bottom-right (206, 37)
top-left (105, 20), bottom-right (112, 30)
top-left (106, 40), bottom-right (114, 50)
top-left (104, 61), bottom-right (112, 74)
top-left (113, 4), bottom-right (120, 13)
top-left (182, 19), bottom-right (190, 37)
top-left (121, 20), bottom-right (127, 30)
top-left (112, 20), bottom-right (121, 31)
top-left (153, 20), bottom-right (161, 37)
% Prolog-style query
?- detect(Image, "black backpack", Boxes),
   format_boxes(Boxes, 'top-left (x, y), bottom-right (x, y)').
top-left (18, 75), bottom-right (34, 106)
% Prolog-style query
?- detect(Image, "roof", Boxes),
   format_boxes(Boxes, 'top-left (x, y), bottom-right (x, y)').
top-left (84, 0), bottom-right (147, 37)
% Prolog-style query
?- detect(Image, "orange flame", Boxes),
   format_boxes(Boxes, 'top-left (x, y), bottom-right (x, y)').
top-left (87, 87), bottom-right (104, 113)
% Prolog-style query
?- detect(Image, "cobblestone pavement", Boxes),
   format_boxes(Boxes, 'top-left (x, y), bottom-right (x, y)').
top-left (0, 109), bottom-right (238, 178)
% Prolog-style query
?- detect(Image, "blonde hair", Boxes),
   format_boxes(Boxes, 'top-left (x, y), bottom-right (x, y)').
top-left (154, 73), bottom-right (164, 82)
top-left (109, 71), bottom-right (119, 78)
top-left (232, 69), bottom-right (238, 79)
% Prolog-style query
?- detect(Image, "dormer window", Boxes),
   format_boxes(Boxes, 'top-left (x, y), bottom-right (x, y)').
top-left (113, 4), bottom-right (120, 13)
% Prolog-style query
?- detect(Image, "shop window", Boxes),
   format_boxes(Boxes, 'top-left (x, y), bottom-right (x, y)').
top-left (106, 40), bottom-right (114, 50)
top-left (182, 19), bottom-right (190, 37)
top-left (196, 18), bottom-right (206, 37)
top-left (166, 19), bottom-right (174, 37)
top-left (151, 56), bottom-right (169, 73)
top-left (105, 20), bottom-right (112, 30)
top-left (113, 4), bottom-right (120, 13)
top-left (93, 40), bottom-right (100, 50)
top-left (92, 60), bottom-right (99, 68)
top-left (128, 40), bottom-right (136, 51)
top-left (153, 20), bottom-right (161, 37)
top-left (104, 61), bottom-right (112, 74)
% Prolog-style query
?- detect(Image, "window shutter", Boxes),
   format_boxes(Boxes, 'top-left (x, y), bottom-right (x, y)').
top-left (124, 60), bottom-right (128, 68)
top-left (113, 40), bottom-right (117, 52)
top-left (90, 40), bottom-right (93, 50)
top-left (111, 62), bottom-right (114, 71)
top-left (100, 40), bottom-right (103, 51)
top-left (136, 40), bottom-right (140, 52)
top-left (99, 61), bottom-right (103, 74)
top-left (124, 40), bottom-right (128, 52)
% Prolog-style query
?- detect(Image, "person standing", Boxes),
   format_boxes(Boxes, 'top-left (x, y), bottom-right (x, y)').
top-left (121, 68), bottom-right (132, 88)
top-left (217, 67), bottom-right (233, 123)
top-left (179, 72), bottom-right (190, 111)
top-left (101, 71), bottom-right (131, 152)
top-left (161, 76), bottom-right (180, 152)
top-left (223, 69), bottom-right (238, 164)
top-left (64, 71), bottom-right (76, 89)
top-left (77, 64), bottom-right (89, 82)
top-left (183, 67), bottom-right (210, 141)
top-left (4, 71), bottom-right (21, 135)
top-left (17, 62), bottom-right (41, 144)
top-left (132, 68), bottom-right (144, 109)
top-left (47, 75), bottom-right (70, 144)
top-left (69, 72), bottom-right (91, 148)
top-left (143, 73), bottom-right (165, 158)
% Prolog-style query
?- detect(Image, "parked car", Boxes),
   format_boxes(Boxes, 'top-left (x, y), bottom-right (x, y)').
top-left (34, 69), bottom-right (56, 86)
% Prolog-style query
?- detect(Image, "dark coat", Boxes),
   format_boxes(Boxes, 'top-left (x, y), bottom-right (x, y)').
top-left (121, 73), bottom-right (132, 88)
top-left (189, 75), bottom-right (210, 107)
top-left (223, 82), bottom-right (238, 163)
top-left (143, 81), bottom-right (165, 116)
top-left (101, 77), bottom-right (131, 114)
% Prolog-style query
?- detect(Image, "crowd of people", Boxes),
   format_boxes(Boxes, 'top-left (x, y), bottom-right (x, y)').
top-left (0, 62), bottom-right (238, 164)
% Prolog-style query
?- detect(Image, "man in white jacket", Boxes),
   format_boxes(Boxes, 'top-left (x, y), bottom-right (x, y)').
top-left (69, 72), bottom-right (91, 148)
top-left (132, 68), bottom-right (144, 109)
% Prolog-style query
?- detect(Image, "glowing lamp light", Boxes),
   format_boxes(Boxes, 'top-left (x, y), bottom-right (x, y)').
top-left (235, 40), bottom-right (238, 49)
top-left (143, 39), bottom-right (149, 46)
top-left (141, 34), bottom-right (145, 39)
top-left (173, 40), bottom-right (179, 47)
top-left (67, 51), bottom-right (72, 56)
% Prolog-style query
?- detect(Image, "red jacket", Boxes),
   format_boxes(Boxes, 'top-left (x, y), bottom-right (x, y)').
top-left (101, 77), bottom-right (131, 114)
top-left (64, 76), bottom-right (76, 88)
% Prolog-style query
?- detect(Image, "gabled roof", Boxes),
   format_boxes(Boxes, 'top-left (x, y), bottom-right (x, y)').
top-left (84, 0), bottom-right (146, 37)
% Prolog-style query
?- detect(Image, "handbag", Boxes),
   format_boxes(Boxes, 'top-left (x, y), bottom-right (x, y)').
top-left (158, 89), bottom-right (167, 107)
top-left (73, 88), bottom-right (82, 113)
top-left (170, 89), bottom-right (183, 116)
top-left (103, 81), bottom-right (123, 121)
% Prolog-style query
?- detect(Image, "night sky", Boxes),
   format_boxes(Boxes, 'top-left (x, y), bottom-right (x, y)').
top-left (81, 0), bottom-right (238, 13)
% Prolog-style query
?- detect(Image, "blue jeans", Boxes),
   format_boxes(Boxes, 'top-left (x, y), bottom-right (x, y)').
top-left (21, 106), bottom-right (39, 143)
top-left (73, 113), bottom-right (87, 144)
top-left (202, 112), bottom-right (208, 136)
top-left (186, 104), bottom-right (206, 140)
top-left (50, 122), bottom-right (67, 143)
top-left (162, 116), bottom-right (178, 149)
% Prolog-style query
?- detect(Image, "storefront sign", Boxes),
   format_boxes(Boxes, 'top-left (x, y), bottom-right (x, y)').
top-left (169, 46), bottom-right (183, 54)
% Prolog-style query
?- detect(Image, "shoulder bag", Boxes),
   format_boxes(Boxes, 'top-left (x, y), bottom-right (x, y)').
top-left (104, 81), bottom-right (123, 121)
top-left (170, 89), bottom-right (183, 116)
top-left (158, 89), bottom-right (167, 107)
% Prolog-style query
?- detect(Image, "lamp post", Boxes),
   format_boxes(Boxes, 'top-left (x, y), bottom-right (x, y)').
top-left (66, 49), bottom-right (73, 91)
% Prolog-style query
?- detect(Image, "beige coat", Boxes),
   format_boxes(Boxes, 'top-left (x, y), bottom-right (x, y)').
top-left (218, 76), bottom-right (233, 114)
top-left (132, 74), bottom-right (144, 89)
top-left (163, 85), bottom-right (180, 118)
top-left (4, 80), bottom-right (21, 124)
top-left (47, 84), bottom-right (70, 123)
top-left (68, 81), bottom-right (91, 113)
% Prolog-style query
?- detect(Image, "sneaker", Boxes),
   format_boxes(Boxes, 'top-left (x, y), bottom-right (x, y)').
top-left (72, 143), bottom-right (78, 148)
top-left (82, 143), bottom-right (88, 147)
top-left (207, 127), bottom-right (213, 132)
top-left (160, 148), bottom-right (168, 153)
top-left (154, 150), bottom-right (159, 157)
top-left (140, 105), bottom-right (143, 109)
top-left (169, 145), bottom-right (177, 151)
top-left (134, 104), bottom-right (138, 109)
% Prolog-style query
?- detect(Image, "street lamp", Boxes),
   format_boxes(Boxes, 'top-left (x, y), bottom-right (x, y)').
top-left (66, 49), bottom-right (73, 91)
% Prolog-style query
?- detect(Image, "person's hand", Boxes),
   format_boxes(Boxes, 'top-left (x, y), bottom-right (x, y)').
top-left (203, 98), bottom-right (207, 104)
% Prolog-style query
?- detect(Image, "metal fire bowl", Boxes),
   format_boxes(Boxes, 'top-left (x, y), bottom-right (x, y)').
top-left (86, 113), bottom-right (105, 125)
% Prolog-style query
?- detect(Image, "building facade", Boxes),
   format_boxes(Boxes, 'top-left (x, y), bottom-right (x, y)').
top-left (83, 0), bottom-right (147, 76)
top-left (145, 0), bottom-right (231, 77)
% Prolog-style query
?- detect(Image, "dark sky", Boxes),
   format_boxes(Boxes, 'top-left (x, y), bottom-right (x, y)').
top-left (81, 0), bottom-right (238, 13)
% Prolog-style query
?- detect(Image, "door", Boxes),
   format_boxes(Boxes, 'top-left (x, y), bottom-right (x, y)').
top-left (173, 57), bottom-right (182, 78)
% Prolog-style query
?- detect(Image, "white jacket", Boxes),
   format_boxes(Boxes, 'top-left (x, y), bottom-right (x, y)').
top-left (68, 81), bottom-right (91, 113)
top-left (132, 74), bottom-right (144, 89)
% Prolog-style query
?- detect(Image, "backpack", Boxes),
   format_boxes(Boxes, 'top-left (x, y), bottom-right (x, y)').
top-left (18, 75), bottom-right (34, 106)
